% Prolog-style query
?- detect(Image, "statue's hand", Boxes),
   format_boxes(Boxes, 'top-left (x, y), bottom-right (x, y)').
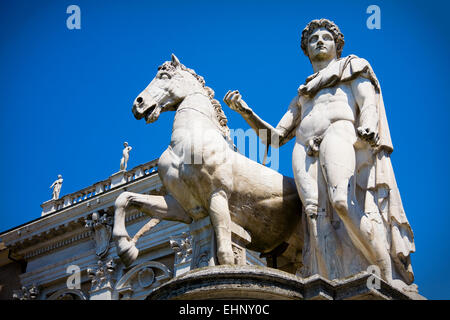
top-left (357, 126), bottom-right (379, 146)
top-left (223, 90), bottom-right (252, 115)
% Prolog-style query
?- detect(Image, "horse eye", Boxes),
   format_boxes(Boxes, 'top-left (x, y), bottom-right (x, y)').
top-left (160, 73), bottom-right (170, 79)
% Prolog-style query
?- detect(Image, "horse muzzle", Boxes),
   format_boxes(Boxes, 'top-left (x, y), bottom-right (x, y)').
top-left (132, 99), bottom-right (156, 121)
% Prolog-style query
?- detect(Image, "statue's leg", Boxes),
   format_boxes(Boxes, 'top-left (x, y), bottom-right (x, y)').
top-left (319, 126), bottom-right (382, 267)
top-left (365, 210), bottom-right (393, 283)
top-left (292, 142), bottom-right (328, 275)
top-left (208, 189), bottom-right (234, 265)
top-left (292, 142), bottom-right (319, 214)
top-left (320, 125), bottom-right (395, 282)
top-left (113, 191), bottom-right (192, 266)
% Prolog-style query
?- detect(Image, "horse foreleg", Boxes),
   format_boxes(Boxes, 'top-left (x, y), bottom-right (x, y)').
top-left (113, 191), bottom-right (192, 266)
top-left (209, 189), bottom-right (234, 265)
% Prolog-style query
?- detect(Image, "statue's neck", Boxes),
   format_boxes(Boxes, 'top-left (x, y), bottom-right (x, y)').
top-left (311, 57), bottom-right (337, 73)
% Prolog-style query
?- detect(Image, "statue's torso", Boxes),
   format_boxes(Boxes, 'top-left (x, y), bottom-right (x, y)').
top-left (296, 82), bottom-right (357, 145)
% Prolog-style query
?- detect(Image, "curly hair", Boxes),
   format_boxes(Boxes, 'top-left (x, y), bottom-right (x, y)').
top-left (300, 19), bottom-right (345, 58)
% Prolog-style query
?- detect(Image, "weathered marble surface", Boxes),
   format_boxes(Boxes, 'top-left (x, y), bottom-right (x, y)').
top-left (224, 18), bottom-right (416, 295)
top-left (147, 265), bottom-right (425, 300)
top-left (113, 54), bottom-right (303, 273)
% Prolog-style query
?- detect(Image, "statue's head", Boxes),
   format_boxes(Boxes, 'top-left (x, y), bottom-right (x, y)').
top-left (123, 142), bottom-right (128, 147)
top-left (301, 19), bottom-right (344, 61)
top-left (58, 174), bottom-right (62, 179)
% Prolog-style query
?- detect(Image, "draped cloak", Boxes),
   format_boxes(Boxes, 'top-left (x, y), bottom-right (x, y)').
top-left (298, 55), bottom-right (415, 284)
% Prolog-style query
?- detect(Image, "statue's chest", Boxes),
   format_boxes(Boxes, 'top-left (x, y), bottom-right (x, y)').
top-left (299, 83), bottom-right (355, 117)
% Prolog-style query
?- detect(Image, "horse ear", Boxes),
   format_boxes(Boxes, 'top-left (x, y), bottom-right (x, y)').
top-left (171, 54), bottom-right (181, 66)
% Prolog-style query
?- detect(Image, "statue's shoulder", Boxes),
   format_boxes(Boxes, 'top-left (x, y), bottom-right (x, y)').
top-left (341, 55), bottom-right (379, 90)
top-left (342, 54), bottom-right (373, 72)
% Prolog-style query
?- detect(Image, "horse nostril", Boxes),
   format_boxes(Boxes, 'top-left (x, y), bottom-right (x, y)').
top-left (136, 97), bottom-right (143, 104)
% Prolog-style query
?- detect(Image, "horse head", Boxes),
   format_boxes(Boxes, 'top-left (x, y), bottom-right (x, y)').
top-left (132, 54), bottom-right (207, 124)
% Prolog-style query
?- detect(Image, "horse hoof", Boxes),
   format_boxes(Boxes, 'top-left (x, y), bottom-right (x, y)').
top-left (116, 238), bottom-right (139, 266)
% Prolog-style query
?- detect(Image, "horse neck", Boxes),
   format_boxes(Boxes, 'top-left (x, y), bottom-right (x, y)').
top-left (179, 92), bottom-right (214, 115)
top-left (174, 92), bottom-right (220, 130)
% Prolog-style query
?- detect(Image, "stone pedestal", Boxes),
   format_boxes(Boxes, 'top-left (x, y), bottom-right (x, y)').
top-left (146, 265), bottom-right (426, 300)
top-left (41, 199), bottom-right (57, 216)
top-left (110, 171), bottom-right (127, 188)
top-left (185, 216), bottom-right (252, 273)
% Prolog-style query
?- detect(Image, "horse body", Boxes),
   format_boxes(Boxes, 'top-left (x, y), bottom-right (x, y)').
top-left (113, 55), bottom-right (303, 269)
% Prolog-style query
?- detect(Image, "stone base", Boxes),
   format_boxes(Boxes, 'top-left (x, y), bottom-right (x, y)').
top-left (146, 265), bottom-right (426, 300)
top-left (110, 171), bottom-right (127, 188)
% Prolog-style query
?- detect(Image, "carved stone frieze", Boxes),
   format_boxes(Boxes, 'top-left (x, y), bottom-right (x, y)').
top-left (85, 211), bottom-right (113, 257)
top-left (87, 259), bottom-right (116, 292)
top-left (169, 232), bottom-right (193, 264)
top-left (12, 284), bottom-right (40, 300)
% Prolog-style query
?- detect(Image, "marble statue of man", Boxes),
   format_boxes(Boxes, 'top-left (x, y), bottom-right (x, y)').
top-left (120, 142), bottom-right (132, 171)
top-left (224, 19), bottom-right (416, 293)
top-left (50, 174), bottom-right (63, 200)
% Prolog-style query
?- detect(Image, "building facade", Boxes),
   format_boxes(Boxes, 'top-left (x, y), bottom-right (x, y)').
top-left (0, 159), bottom-right (264, 300)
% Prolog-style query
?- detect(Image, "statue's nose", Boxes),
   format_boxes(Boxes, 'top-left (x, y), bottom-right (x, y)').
top-left (136, 97), bottom-right (144, 105)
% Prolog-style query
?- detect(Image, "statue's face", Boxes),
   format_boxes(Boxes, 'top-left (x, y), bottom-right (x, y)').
top-left (307, 27), bottom-right (337, 61)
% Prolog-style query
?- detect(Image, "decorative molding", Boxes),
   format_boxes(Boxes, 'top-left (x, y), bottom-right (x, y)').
top-left (22, 230), bottom-right (92, 259)
top-left (87, 259), bottom-right (117, 293)
top-left (47, 288), bottom-right (88, 300)
top-left (194, 251), bottom-right (210, 269)
top-left (169, 232), bottom-right (193, 265)
top-left (12, 284), bottom-right (40, 300)
top-left (113, 261), bottom-right (172, 300)
top-left (84, 211), bottom-right (113, 258)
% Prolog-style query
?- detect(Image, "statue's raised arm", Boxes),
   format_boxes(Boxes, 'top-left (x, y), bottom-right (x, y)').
top-left (223, 90), bottom-right (300, 147)
top-left (224, 18), bottom-right (419, 298)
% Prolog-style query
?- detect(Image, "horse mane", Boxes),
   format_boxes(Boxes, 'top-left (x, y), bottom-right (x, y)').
top-left (159, 61), bottom-right (231, 140)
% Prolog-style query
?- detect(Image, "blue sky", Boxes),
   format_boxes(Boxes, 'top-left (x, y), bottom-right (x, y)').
top-left (1, 0), bottom-right (449, 299)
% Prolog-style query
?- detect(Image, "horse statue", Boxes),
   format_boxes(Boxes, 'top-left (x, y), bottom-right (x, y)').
top-left (112, 54), bottom-right (303, 272)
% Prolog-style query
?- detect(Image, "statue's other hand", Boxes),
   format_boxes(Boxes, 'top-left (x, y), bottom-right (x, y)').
top-left (357, 126), bottom-right (379, 146)
top-left (223, 90), bottom-right (252, 114)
